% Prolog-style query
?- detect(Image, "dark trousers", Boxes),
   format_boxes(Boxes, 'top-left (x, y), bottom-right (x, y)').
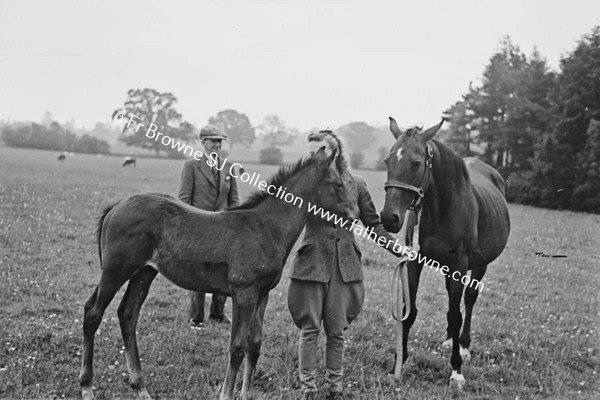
top-left (189, 291), bottom-right (227, 323)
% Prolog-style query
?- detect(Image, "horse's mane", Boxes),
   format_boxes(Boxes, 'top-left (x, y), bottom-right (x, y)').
top-left (431, 139), bottom-right (471, 215)
top-left (227, 156), bottom-right (315, 211)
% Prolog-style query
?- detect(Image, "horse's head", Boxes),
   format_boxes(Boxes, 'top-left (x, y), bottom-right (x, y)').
top-left (381, 117), bottom-right (444, 233)
top-left (310, 147), bottom-right (359, 221)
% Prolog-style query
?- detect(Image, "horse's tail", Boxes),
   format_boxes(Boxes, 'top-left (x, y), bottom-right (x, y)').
top-left (96, 202), bottom-right (119, 267)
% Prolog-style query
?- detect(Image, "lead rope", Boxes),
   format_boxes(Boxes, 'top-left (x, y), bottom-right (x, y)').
top-left (392, 207), bottom-right (421, 381)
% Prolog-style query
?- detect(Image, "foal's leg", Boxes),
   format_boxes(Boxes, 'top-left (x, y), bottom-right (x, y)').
top-left (219, 290), bottom-right (258, 400)
top-left (240, 293), bottom-right (269, 400)
top-left (117, 266), bottom-right (158, 400)
top-left (446, 257), bottom-right (468, 393)
top-left (80, 271), bottom-right (130, 400)
top-left (459, 265), bottom-right (487, 361)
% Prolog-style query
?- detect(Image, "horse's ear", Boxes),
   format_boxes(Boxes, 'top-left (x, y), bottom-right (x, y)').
top-left (420, 118), bottom-right (445, 143)
top-left (389, 117), bottom-right (403, 139)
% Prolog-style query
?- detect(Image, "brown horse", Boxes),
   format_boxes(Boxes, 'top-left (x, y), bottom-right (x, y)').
top-left (381, 117), bottom-right (510, 393)
top-left (79, 148), bottom-right (359, 400)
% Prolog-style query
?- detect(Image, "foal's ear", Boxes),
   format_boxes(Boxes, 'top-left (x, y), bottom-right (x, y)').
top-left (419, 118), bottom-right (445, 143)
top-left (326, 148), bottom-right (338, 168)
top-left (389, 117), bottom-right (403, 140)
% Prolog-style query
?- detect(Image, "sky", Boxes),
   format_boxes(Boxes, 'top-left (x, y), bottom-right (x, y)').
top-left (1, 0), bottom-right (599, 132)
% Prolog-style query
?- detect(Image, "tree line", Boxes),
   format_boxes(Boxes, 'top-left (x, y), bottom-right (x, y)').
top-left (2, 26), bottom-right (598, 212)
top-left (440, 26), bottom-right (600, 213)
top-left (1, 120), bottom-right (110, 154)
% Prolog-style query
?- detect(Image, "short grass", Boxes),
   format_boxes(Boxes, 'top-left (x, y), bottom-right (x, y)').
top-left (0, 146), bottom-right (598, 399)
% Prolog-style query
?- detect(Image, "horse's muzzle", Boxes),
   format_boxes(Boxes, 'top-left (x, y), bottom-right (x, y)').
top-left (381, 210), bottom-right (402, 233)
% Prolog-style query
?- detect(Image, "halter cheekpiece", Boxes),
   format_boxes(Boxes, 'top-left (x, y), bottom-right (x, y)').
top-left (384, 143), bottom-right (433, 210)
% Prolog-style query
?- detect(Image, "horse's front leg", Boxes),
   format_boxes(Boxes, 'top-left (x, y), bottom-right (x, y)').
top-left (240, 292), bottom-right (269, 400)
top-left (219, 290), bottom-right (258, 400)
top-left (446, 256), bottom-right (468, 394)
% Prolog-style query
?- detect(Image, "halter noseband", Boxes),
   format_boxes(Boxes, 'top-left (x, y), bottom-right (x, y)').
top-left (384, 143), bottom-right (433, 209)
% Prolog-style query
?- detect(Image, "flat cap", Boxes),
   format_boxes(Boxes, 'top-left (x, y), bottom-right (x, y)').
top-left (199, 125), bottom-right (228, 140)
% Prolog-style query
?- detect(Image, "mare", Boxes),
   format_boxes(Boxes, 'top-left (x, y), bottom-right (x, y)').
top-left (381, 117), bottom-right (510, 392)
top-left (79, 148), bottom-right (359, 400)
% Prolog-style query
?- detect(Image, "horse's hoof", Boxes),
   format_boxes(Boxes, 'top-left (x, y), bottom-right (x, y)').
top-left (459, 345), bottom-right (471, 361)
top-left (441, 338), bottom-right (452, 349)
top-left (135, 389), bottom-right (153, 400)
top-left (449, 371), bottom-right (466, 396)
top-left (81, 387), bottom-right (95, 400)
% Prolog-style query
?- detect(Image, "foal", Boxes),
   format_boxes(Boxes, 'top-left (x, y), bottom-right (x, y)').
top-left (79, 149), bottom-right (359, 400)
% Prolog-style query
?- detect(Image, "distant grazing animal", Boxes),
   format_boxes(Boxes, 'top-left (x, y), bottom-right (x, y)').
top-left (123, 157), bottom-right (136, 167)
top-left (58, 154), bottom-right (66, 161)
top-left (79, 148), bottom-right (360, 400)
top-left (381, 117), bottom-right (510, 394)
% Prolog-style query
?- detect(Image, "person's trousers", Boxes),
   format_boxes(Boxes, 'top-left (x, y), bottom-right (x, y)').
top-left (287, 259), bottom-right (364, 393)
top-left (189, 291), bottom-right (226, 323)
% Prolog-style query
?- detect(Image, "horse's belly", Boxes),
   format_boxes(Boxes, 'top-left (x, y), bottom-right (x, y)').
top-left (153, 258), bottom-right (231, 295)
top-left (470, 184), bottom-right (510, 268)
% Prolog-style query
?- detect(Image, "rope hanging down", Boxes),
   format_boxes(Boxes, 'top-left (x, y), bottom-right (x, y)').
top-left (392, 207), bottom-right (421, 381)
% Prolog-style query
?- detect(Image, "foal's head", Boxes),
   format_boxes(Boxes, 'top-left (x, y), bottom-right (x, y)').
top-left (381, 117), bottom-right (444, 233)
top-left (308, 129), bottom-right (359, 221)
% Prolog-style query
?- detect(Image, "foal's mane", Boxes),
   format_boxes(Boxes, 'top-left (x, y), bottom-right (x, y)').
top-left (227, 156), bottom-right (315, 211)
top-left (430, 139), bottom-right (471, 215)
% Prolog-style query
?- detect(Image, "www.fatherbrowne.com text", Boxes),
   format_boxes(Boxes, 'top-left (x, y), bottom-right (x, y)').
top-left (113, 112), bottom-right (485, 291)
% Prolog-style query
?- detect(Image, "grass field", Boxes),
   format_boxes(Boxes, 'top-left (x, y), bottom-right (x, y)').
top-left (0, 146), bottom-right (598, 400)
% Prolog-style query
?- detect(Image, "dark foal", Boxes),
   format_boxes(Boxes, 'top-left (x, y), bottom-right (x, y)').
top-left (79, 148), bottom-right (359, 400)
top-left (381, 117), bottom-right (510, 393)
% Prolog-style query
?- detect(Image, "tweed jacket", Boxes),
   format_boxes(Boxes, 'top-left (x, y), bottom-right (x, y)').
top-left (290, 171), bottom-right (394, 283)
top-left (178, 157), bottom-right (239, 211)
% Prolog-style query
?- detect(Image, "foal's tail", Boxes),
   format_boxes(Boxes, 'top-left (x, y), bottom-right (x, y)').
top-left (96, 202), bottom-right (120, 266)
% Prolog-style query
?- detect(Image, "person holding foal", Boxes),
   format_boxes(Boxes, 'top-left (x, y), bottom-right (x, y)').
top-left (178, 125), bottom-right (239, 328)
top-left (287, 129), bottom-right (400, 400)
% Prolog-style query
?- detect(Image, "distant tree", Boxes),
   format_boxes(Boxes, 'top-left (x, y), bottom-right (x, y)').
top-left (258, 115), bottom-right (295, 147)
top-left (445, 38), bottom-right (557, 177)
top-left (74, 134), bottom-right (110, 154)
top-left (259, 146), bottom-right (284, 165)
top-left (90, 122), bottom-right (121, 144)
top-left (337, 122), bottom-right (376, 154)
top-left (0, 121), bottom-right (108, 154)
top-left (441, 85), bottom-right (479, 157)
top-left (115, 88), bottom-right (195, 156)
top-left (209, 109), bottom-right (255, 150)
top-left (349, 151), bottom-right (365, 169)
top-left (572, 119), bottom-right (600, 212)
top-left (375, 146), bottom-right (388, 171)
top-left (41, 111), bottom-right (52, 128)
top-left (554, 26), bottom-right (600, 153)
top-left (531, 26), bottom-right (600, 210)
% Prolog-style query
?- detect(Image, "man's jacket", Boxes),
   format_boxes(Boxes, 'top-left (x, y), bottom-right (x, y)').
top-left (178, 157), bottom-right (239, 211)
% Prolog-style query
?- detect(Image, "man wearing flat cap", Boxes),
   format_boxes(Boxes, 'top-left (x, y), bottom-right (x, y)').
top-left (178, 124), bottom-right (240, 329)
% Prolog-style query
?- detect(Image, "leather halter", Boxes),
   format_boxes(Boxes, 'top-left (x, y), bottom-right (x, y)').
top-left (384, 143), bottom-right (434, 209)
